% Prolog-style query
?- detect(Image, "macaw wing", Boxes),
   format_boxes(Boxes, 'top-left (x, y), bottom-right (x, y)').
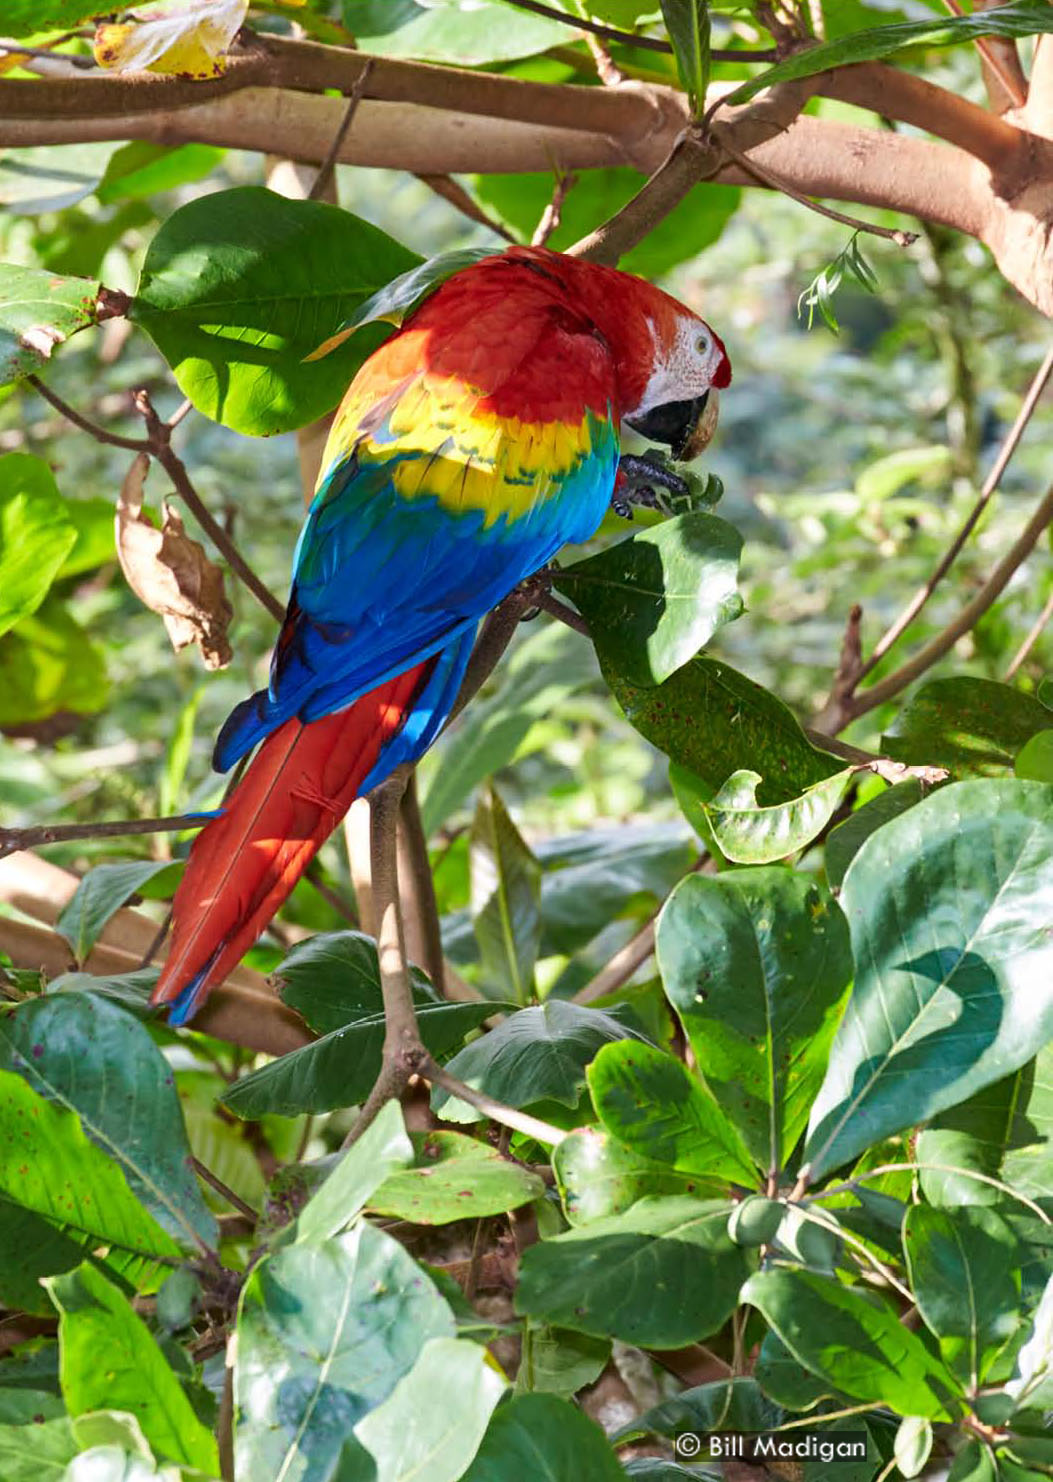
top-left (214, 318), bottom-right (619, 770)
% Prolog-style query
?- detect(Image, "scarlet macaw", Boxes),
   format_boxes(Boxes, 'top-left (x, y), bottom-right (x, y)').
top-left (151, 245), bottom-right (731, 1023)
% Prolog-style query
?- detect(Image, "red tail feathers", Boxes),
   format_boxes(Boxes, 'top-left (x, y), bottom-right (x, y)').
top-left (151, 663), bottom-right (428, 1024)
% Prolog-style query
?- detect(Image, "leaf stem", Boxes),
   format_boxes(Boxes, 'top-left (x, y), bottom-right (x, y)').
top-left (498, 0), bottom-right (779, 61)
top-left (806, 1162), bottom-right (1051, 1224)
top-left (191, 1156), bottom-right (259, 1222)
top-left (422, 1056), bottom-right (567, 1146)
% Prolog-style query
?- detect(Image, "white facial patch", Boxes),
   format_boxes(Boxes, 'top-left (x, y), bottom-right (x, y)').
top-left (626, 316), bottom-right (724, 420)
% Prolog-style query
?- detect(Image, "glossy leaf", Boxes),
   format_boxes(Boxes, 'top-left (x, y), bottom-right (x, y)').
top-left (514, 1323), bottom-right (610, 1399)
top-left (295, 1099), bottom-right (413, 1243)
top-left (0, 262), bottom-right (97, 377)
top-left (460, 1391), bottom-right (628, 1481)
top-left (726, 1), bottom-right (1053, 105)
top-left (588, 1040), bottom-right (757, 1183)
top-left (355, 1336), bottom-right (506, 1482)
top-left (1015, 729), bottom-right (1053, 782)
top-left (902, 1204), bottom-right (1021, 1385)
top-left (341, 0), bottom-right (570, 62)
top-left (235, 1223), bottom-right (454, 1481)
top-left (55, 861), bottom-right (172, 964)
top-left (0, 593), bottom-right (108, 726)
top-left (130, 187), bottom-right (419, 435)
top-left (660, 0), bottom-right (711, 112)
top-left (702, 766), bottom-right (854, 863)
top-left (470, 782), bottom-right (542, 1004)
top-left (554, 512), bottom-right (742, 687)
top-left (47, 1262), bottom-right (219, 1474)
top-left (272, 930), bottom-right (437, 1037)
top-left (742, 1267), bottom-right (961, 1419)
top-left (431, 1000), bottom-right (645, 1123)
top-left (0, 994), bottom-right (216, 1253)
top-left (0, 454), bottom-right (77, 636)
top-left (882, 678), bottom-right (1052, 776)
top-left (805, 781), bottom-right (1053, 1181)
top-left (516, 1196), bottom-right (751, 1346)
top-left (553, 1126), bottom-right (713, 1226)
top-left (368, 1130), bottom-right (544, 1223)
top-left (605, 655), bottom-right (843, 803)
top-left (825, 779), bottom-right (923, 888)
top-left (657, 869), bottom-right (853, 1173)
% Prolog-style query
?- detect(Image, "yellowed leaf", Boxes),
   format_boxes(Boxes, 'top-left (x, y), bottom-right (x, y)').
top-left (115, 452), bottom-right (233, 670)
top-left (93, 0), bottom-right (248, 79)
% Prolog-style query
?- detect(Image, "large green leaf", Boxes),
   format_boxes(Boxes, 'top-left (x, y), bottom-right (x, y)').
top-left (516, 1196), bottom-right (751, 1345)
top-left (355, 1336), bottom-right (506, 1482)
top-left (431, 1000), bottom-right (645, 1123)
top-left (342, 0), bottom-right (571, 62)
top-left (271, 929), bottom-right (437, 1036)
top-left (660, 0), bottom-right (711, 112)
top-left (726, 1), bottom-right (1053, 104)
top-left (657, 869), bottom-right (853, 1174)
top-left (368, 1130), bottom-right (545, 1223)
top-left (460, 1393), bottom-right (625, 1482)
top-left (0, 994), bottom-right (217, 1254)
top-left (47, 1262), bottom-right (218, 1475)
top-left (742, 1267), bottom-right (962, 1419)
top-left (472, 170), bottom-right (740, 279)
top-left (0, 592), bottom-right (108, 725)
top-left (235, 1222), bottom-right (455, 1481)
top-left (902, 1205), bottom-right (1021, 1387)
top-left (470, 783), bottom-right (542, 1004)
top-left (130, 187), bottom-right (419, 435)
top-left (588, 1040), bottom-right (756, 1183)
top-left (0, 3), bottom-right (104, 36)
top-left (916, 1044), bottom-right (1053, 1209)
top-left (553, 1126), bottom-right (712, 1225)
top-left (702, 766), bottom-right (855, 864)
top-left (0, 1198), bottom-right (85, 1315)
top-left (804, 781), bottom-right (1053, 1182)
top-left (295, 1099), bottom-right (413, 1243)
top-left (606, 655), bottom-right (843, 803)
top-left (0, 1416), bottom-right (76, 1482)
top-left (0, 455), bottom-right (77, 637)
top-left (0, 268), bottom-right (98, 385)
top-left (882, 678), bottom-right (1052, 776)
top-left (825, 779), bottom-right (923, 889)
top-left (554, 513), bottom-right (742, 687)
top-left (55, 861), bottom-right (172, 965)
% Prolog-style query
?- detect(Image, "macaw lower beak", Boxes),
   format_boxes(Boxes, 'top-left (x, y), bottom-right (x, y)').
top-left (624, 389), bottom-right (720, 461)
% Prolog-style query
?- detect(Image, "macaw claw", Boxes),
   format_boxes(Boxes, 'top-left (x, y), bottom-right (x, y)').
top-left (612, 454), bottom-right (691, 519)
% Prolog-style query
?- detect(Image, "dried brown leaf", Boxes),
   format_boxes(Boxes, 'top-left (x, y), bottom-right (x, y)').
top-left (115, 451), bottom-right (233, 670)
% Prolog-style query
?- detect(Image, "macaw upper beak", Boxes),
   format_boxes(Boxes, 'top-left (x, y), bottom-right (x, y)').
top-left (624, 389), bottom-right (720, 461)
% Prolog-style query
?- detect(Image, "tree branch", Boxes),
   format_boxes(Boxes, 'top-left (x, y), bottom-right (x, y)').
top-left (27, 374), bottom-right (148, 452)
top-left (422, 1056), bottom-right (566, 1145)
top-left (0, 812), bottom-right (204, 861)
top-left (1005, 585), bottom-right (1053, 678)
top-left (396, 773), bottom-right (445, 995)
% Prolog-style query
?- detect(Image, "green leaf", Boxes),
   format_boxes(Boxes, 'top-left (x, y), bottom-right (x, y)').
top-left (55, 861), bottom-right (173, 965)
top-left (432, 1000), bottom-right (645, 1124)
top-left (825, 779), bottom-right (923, 889)
top-left (0, 592), bottom-right (108, 725)
top-left (0, 454), bottom-right (77, 636)
top-left (0, 994), bottom-right (217, 1254)
top-left (588, 1040), bottom-right (757, 1183)
top-left (471, 783), bottom-right (542, 1004)
top-left (0, 1069), bottom-right (179, 1262)
top-left (47, 1262), bottom-right (219, 1474)
top-left (70, 1410), bottom-right (154, 1461)
top-left (1015, 729), bottom-right (1053, 782)
top-left (130, 186), bottom-right (420, 436)
top-left (235, 1223), bottom-right (455, 1481)
top-left (656, 869), bottom-right (853, 1174)
top-left (368, 1130), bottom-right (545, 1223)
top-left (882, 678), bottom-right (1053, 776)
top-left (0, 1389), bottom-right (65, 1424)
top-left (948, 1441), bottom-right (998, 1482)
top-left (606, 655), bottom-right (844, 803)
top-left (894, 1417), bottom-right (933, 1480)
top-left (460, 1392), bottom-right (627, 1481)
top-left (514, 1323), bottom-right (610, 1399)
top-left (95, 142), bottom-right (226, 205)
top-left (702, 766), bottom-right (854, 863)
top-left (341, 0), bottom-right (571, 62)
top-left (472, 171), bottom-right (740, 279)
top-left (158, 688), bottom-right (200, 817)
top-left (355, 1336), bottom-right (506, 1482)
top-left (554, 512), bottom-right (742, 687)
top-left (902, 1205), bottom-right (1021, 1386)
top-left (804, 781), bottom-right (1053, 1182)
top-left (0, 3), bottom-right (105, 36)
top-left (0, 1416), bottom-right (76, 1482)
top-left (660, 0), bottom-right (711, 113)
top-left (0, 144), bottom-right (117, 214)
top-left (271, 929), bottom-right (438, 1036)
top-left (0, 266), bottom-right (99, 386)
top-left (516, 1196), bottom-right (752, 1345)
top-left (742, 1267), bottom-right (961, 1419)
top-left (0, 1198), bottom-right (85, 1315)
top-left (916, 1043), bottom-right (1053, 1209)
top-left (617, 1376), bottom-right (781, 1444)
top-left (754, 1330), bottom-right (836, 1411)
top-left (57, 497), bottom-right (117, 579)
top-left (294, 1099), bottom-right (413, 1243)
top-left (726, 1), bottom-right (1053, 105)
top-left (855, 444), bottom-right (952, 502)
top-left (553, 1126), bottom-right (713, 1225)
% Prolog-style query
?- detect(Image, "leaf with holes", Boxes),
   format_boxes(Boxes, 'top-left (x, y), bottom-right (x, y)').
top-left (0, 268), bottom-right (99, 384)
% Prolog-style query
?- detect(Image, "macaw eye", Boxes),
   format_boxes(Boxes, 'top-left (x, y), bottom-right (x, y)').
top-left (695, 333), bottom-right (710, 355)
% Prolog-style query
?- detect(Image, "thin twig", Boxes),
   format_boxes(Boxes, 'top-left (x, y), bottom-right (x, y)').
top-left (860, 343), bottom-right (1053, 681)
top-left (1005, 586), bottom-right (1053, 678)
top-left (415, 175), bottom-right (517, 242)
top-left (574, 919), bottom-right (656, 1004)
top-left (498, 0), bottom-right (779, 60)
top-left (0, 813), bottom-right (205, 861)
top-left (813, 604), bottom-right (864, 733)
top-left (531, 170), bottom-right (578, 247)
top-left (308, 59), bottom-right (373, 202)
top-left (712, 130), bottom-right (918, 245)
top-left (304, 863), bottom-right (357, 925)
top-left (807, 1162), bottom-right (1050, 1225)
top-left (848, 479), bottom-right (1053, 720)
top-left (0, 40), bottom-right (96, 69)
top-left (423, 1056), bottom-right (566, 1146)
top-left (191, 1156), bottom-right (259, 1222)
top-left (26, 374), bottom-right (149, 452)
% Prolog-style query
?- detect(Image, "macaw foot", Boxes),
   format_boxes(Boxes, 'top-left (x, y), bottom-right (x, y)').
top-left (612, 454), bottom-right (690, 519)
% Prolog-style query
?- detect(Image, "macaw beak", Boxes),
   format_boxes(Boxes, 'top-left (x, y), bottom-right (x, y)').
top-left (624, 388), bottom-right (720, 461)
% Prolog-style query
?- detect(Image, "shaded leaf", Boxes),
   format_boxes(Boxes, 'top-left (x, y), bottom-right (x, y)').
top-left (825, 779), bottom-right (923, 889)
top-left (93, 0), bottom-right (248, 78)
top-left (657, 869), bottom-right (853, 1174)
top-left (514, 1323), bottom-right (610, 1399)
top-left (804, 781), bottom-right (1053, 1182)
top-left (294, 1099), bottom-right (413, 1243)
top-left (0, 145), bottom-right (117, 215)
top-left (0, 592), bottom-right (108, 726)
top-left (271, 929), bottom-right (438, 1036)
top-left (0, 454), bottom-right (77, 635)
top-left (882, 678), bottom-right (1052, 776)
top-left (55, 861), bottom-right (172, 965)
top-left (470, 782), bottom-right (541, 1004)
top-left (0, 1197), bottom-right (85, 1315)
top-left (368, 1130), bottom-right (544, 1224)
top-left (341, 0), bottom-right (570, 62)
top-left (617, 1376), bottom-right (781, 1444)
top-left (460, 1392), bottom-right (625, 1481)
top-left (554, 512), bottom-right (742, 687)
top-left (703, 766), bottom-right (854, 863)
top-left (754, 1329), bottom-right (836, 1411)
top-left (0, 1416), bottom-right (76, 1482)
top-left (516, 1196), bottom-right (751, 1346)
top-left (660, 0), bottom-right (711, 112)
top-left (553, 1126), bottom-right (712, 1226)
top-left (115, 452), bottom-right (233, 670)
